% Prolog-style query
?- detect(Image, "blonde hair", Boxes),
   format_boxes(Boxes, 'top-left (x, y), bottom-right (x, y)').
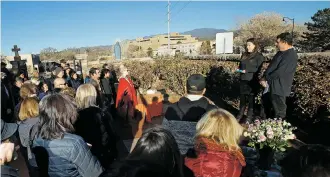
top-left (75, 84), bottom-right (97, 109)
top-left (196, 108), bottom-right (243, 149)
top-left (19, 97), bottom-right (39, 121)
top-left (60, 87), bottom-right (76, 99)
top-left (20, 83), bottom-right (37, 99)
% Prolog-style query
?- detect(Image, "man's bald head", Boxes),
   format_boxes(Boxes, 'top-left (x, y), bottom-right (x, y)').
top-left (54, 78), bottom-right (66, 88)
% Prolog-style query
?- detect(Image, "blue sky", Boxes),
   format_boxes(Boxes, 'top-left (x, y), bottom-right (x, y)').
top-left (1, 1), bottom-right (329, 55)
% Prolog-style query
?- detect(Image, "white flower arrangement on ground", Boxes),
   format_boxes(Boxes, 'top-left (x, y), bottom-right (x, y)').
top-left (244, 118), bottom-right (297, 152)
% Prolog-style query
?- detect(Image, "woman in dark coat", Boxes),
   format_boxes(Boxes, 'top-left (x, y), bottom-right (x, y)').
top-left (33, 93), bottom-right (103, 177)
top-left (111, 127), bottom-right (194, 177)
top-left (68, 70), bottom-right (82, 90)
top-left (74, 84), bottom-right (116, 168)
top-left (236, 38), bottom-right (264, 122)
top-left (17, 97), bottom-right (40, 177)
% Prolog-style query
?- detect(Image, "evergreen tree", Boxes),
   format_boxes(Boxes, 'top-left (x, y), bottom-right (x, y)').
top-left (299, 8), bottom-right (330, 51)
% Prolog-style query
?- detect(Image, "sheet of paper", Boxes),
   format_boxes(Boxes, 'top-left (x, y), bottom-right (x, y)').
top-left (263, 82), bottom-right (269, 95)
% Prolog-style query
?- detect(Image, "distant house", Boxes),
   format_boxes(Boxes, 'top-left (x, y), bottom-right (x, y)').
top-left (74, 53), bottom-right (88, 60)
top-left (155, 40), bottom-right (215, 57)
top-left (129, 32), bottom-right (199, 52)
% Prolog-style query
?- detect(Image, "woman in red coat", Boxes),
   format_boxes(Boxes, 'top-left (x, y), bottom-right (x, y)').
top-left (185, 108), bottom-right (246, 177)
top-left (116, 65), bottom-right (138, 120)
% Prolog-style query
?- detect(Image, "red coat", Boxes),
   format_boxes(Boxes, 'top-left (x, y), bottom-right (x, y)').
top-left (116, 77), bottom-right (138, 118)
top-left (185, 137), bottom-right (246, 177)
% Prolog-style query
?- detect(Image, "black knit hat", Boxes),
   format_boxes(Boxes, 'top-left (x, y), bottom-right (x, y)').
top-left (186, 74), bottom-right (206, 94)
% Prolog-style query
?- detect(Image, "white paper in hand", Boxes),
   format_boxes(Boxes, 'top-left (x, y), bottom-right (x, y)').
top-left (263, 82), bottom-right (269, 95)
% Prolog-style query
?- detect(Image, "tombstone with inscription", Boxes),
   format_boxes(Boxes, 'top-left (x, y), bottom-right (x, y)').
top-left (10, 45), bottom-right (28, 78)
top-left (114, 42), bottom-right (121, 60)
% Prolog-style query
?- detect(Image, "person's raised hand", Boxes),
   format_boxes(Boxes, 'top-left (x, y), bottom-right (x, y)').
top-left (0, 142), bottom-right (15, 165)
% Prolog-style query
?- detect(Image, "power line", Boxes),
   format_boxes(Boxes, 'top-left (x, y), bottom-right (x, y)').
top-left (164, 1), bottom-right (180, 18)
top-left (171, 0), bottom-right (191, 20)
top-left (170, 1), bottom-right (180, 10)
top-left (165, 0), bottom-right (191, 23)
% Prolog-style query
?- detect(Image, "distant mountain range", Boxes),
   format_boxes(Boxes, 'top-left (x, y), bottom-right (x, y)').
top-left (143, 28), bottom-right (227, 40)
top-left (182, 28), bottom-right (227, 40)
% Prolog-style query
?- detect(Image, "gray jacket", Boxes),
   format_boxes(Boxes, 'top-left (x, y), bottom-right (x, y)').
top-left (18, 117), bottom-right (39, 163)
top-left (162, 118), bottom-right (196, 155)
top-left (33, 133), bottom-right (103, 177)
top-left (18, 117), bottom-right (39, 148)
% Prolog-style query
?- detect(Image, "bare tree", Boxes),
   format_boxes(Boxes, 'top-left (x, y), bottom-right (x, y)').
top-left (235, 12), bottom-right (306, 51)
top-left (40, 47), bottom-right (59, 61)
top-left (58, 50), bottom-right (76, 61)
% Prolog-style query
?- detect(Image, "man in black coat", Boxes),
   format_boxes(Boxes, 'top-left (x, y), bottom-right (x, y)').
top-left (100, 68), bottom-right (114, 105)
top-left (1, 72), bottom-right (14, 123)
top-left (163, 74), bottom-right (217, 154)
top-left (261, 32), bottom-right (298, 118)
top-left (164, 74), bottom-right (217, 122)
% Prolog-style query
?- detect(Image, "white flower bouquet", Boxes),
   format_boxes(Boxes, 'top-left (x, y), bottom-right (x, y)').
top-left (244, 118), bottom-right (297, 152)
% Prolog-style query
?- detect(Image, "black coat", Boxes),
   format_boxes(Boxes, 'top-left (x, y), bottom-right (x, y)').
top-left (162, 118), bottom-right (196, 154)
top-left (68, 78), bottom-right (82, 90)
top-left (1, 82), bottom-right (14, 122)
top-left (74, 106), bottom-right (112, 168)
top-left (12, 86), bottom-right (20, 106)
top-left (107, 159), bottom-right (195, 177)
top-left (1, 165), bottom-right (19, 177)
top-left (100, 78), bottom-right (113, 95)
top-left (239, 52), bottom-right (264, 95)
top-left (239, 52), bottom-right (264, 81)
top-left (264, 48), bottom-right (298, 96)
top-left (164, 97), bottom-right (217, 122)
top-left (100, 78), bottom-right (114, 105)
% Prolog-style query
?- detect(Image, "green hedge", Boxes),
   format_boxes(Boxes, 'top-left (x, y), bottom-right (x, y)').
top-left (117, 55), bottom-right (330, 120)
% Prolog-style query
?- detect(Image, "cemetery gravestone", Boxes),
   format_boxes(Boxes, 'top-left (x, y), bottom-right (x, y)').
top-left (10, 45), bottom-right (28, 77)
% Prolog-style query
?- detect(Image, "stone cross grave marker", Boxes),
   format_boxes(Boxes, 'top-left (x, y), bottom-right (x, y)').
top-left (11, 45), bottom-right (21, 61)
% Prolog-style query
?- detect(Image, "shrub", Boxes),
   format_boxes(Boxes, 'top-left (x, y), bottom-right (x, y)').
top-left (121, 61), bottom-right (158, 92)
top-left (155, 59), bottom-right (213, 95)
top-left (292, 55), bottom-right (330, 120)
top-left (206, 61), bottom-right (240, 108)
top-left (109, 54), bottom-right (329, 120)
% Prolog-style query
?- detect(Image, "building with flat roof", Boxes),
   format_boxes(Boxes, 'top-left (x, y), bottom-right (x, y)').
top-left (128, 32), bottom-right (198, 52)
top-left (155, 40), bottom-right (216, 57)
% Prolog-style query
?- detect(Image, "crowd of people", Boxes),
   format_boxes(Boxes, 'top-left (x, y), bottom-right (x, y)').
top-left (1, 32), bottom-right (330, 177)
